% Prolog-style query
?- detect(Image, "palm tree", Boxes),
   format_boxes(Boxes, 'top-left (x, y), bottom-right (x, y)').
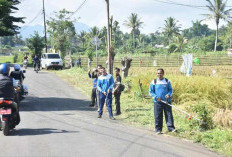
top-left (89, 26), bottom-right (100, 38)
top-left (124, 13), bottom-right (143, 50)
top-left (162, 17), bottom-right (181, 45)
top-left (204, 0), bottom-right (232, 51)
top-left (77, 31), bottom-right (87, 49)
top-left (112, 20), bottom-right (120, 44)
top-left (174, 35), bottom-right (187, 52)
top-left (226, 23), bottom-right (232, 48)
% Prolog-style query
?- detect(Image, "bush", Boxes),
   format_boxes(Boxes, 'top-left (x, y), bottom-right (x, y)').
top-left (13, 53), bottom-right (18, 63)
top-left (190, 103), bottom-right (214, 130)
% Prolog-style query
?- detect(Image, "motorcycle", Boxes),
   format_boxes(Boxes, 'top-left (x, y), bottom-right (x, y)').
top-left (34, 61), bottom-right (40, 73)
top-left (23, 59), bottom-right (28, 69)
top-left (13, 79), bottom-right (28, 104)
top-left (0, 98), bottom-right (20, 136)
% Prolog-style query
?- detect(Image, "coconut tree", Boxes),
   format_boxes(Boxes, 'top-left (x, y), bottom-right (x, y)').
top-left (77, 31), bottom-right (87, 49)
top-left (89, 26), bottom-right (100, 38)
top-left (162, 17), bottom-right (181, 45)
top-left (204, 0), bottom-right (232, 51)
top-left (227, 23), bottom-right (232, 48)
top-left (112, 20), bottom-right (120, 44)
top-left (123, 13), bottom-right (143, 51)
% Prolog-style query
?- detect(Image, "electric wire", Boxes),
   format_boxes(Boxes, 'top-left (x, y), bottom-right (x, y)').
top-left (20, 9), bottom-right (43, 32)
top-left (68, 0), bottom-right (88, 18)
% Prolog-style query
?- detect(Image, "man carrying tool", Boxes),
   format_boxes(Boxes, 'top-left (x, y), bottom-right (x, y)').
top-left (149, 68), bottom-right (176, 134)
top-left (97, 67), bottom-right (115, 120)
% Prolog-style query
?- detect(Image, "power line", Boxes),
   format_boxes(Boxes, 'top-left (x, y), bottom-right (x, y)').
top-left (152, 0), bottom-right (232, 10)
top-left (68, 0), bottom-right (88, 18)
top-left (20, 9), bottom-right (43, 32)
top-left (152, 0), bottom-right (207, 10)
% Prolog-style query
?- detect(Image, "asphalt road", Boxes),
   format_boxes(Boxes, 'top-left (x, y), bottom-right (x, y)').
top-left (0, 68), bottom-right (222, 157)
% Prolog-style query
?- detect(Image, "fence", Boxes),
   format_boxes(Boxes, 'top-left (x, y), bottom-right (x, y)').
top-left (73, 54), bottom-right (232, 69)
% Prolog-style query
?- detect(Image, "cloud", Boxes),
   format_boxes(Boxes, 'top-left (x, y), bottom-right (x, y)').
top-left (15, 0), bottom-right (232, 34)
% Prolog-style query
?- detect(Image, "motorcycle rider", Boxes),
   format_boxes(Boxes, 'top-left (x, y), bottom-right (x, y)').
top-left (33, 55), bottom-right (40, 71)
top-left (10, 64), bottom-right (25, 98)
top-left (10, 64), bottom-right (25, 83)
top-left (23, 54), bottom-right (29, 68)
top-left (0, 63), bottom-right (20, 124)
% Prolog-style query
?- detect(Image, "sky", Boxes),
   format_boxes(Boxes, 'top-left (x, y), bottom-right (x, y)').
top-left (15, 0), bottom-right (232, 35)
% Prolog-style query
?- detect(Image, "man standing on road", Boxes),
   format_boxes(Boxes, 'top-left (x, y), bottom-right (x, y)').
top-left (113, 67), bottom-right (122, 116)
top-left (91, 65), bottom-right (102, 110)
top-left (149, 68), bottom-right (175, 134)
top-left (88, 68), bottom-right (98, 107)
top-left (97, 67), bottom-right (115, 120)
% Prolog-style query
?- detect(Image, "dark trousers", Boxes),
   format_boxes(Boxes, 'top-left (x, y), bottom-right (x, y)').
top-left (154, 102), bottom-right (175, 132)
top-left (114, 92), bottom-right (121, 114)
top-left (99, 92), bottom-right (113, 117)
top-left (91, 88), bottom-right (97, 106)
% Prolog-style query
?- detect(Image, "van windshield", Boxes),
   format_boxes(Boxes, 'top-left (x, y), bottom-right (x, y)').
top-left (47, 54), bottom-right (60, 59)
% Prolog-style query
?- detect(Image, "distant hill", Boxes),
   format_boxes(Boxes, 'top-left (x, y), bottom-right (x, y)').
top-left (19, 22), bottom-right (90, 39)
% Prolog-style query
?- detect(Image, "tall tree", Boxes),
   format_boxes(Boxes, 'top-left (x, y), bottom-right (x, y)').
top-left (26, 32), bottom-right (45, 57)
top-left (47, 9), bottom-right (76, 58)
top-left (77, 31), bottom-right (87, 49)
top-left (0, 0), bottom-right (24, 36)
top-left (183, 21), bottom-right (213, 39)
top-left (89, 26), bottom-right (100, 38)
top-left (124, 13), bottom-right (143, 51)
top-left (204, 0), bottom-right (232, 51)
top-left (162, 17), bottom-right (181, 45)
top-left (226, 23), bottom-right (232, 48)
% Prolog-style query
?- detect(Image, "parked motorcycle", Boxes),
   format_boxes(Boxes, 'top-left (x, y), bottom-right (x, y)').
top-left (0, 98), bottom-right (20, 136)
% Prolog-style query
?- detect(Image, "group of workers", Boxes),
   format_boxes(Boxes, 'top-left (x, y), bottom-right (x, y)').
top-left (88, 65), bottom-right (176, 134)
top-left (88, 65), bottom-right (122, 120)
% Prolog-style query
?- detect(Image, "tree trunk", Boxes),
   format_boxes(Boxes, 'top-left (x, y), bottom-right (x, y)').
top-left (230, 38), bottom-right (232, 48)
top-left (133, 31), bottom-right (135, 51)
top-left (121, 58), bottom-right (132, 79)
top-left (214, 23), bottom-right (219, 52)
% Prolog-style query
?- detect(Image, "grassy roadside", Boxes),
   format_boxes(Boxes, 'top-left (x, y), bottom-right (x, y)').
top-left (0, 56), bottom-right (14, 63)
top-left (53, 67), bottom-right (232, 157)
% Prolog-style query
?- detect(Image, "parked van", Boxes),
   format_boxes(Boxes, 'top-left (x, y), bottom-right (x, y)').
top-left (41, 53), bottom-right (63, 70)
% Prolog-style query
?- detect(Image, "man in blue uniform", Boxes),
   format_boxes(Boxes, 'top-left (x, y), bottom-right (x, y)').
top-left (97, 67), bottom-right (115, 120)
top-left (149, 68), bottom-right (175, 134)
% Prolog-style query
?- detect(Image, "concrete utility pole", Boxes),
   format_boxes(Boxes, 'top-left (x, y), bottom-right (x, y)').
top-left (43, 0), bottom-right (48, 53)
top-left (105, 0), bottom-right (112, 74)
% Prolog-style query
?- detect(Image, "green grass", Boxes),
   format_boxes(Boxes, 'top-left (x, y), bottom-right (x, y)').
top-left (0, 56), bottom-right (14, 63)
top-left (53, 67), bottom-right (232, 157)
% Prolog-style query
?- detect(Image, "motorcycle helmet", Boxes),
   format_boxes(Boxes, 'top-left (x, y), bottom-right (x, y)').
top-left (0, 63), bottom-right (10, 76)
top-left (14, 64), bottom-right (21, 71)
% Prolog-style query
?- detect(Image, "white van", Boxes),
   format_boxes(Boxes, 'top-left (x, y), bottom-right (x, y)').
top-left (41, 53), bottom-right (63, 70)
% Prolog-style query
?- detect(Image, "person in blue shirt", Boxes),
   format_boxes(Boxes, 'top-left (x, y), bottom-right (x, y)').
top-left (88, 68), bottom-right (98, 107)
top-left (149, 68), bottom-right (176, 134)
top-left (97, 67), bottom-right (115, 120)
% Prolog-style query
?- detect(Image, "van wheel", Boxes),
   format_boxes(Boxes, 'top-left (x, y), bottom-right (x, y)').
top-left (45, 65), bottom-right (48, 70)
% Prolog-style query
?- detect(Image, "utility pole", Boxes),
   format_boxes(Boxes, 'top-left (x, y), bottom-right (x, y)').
top-left (42, 0), bottom-right (48, 53)
top-left (105, 0), bottom-right (111, 74)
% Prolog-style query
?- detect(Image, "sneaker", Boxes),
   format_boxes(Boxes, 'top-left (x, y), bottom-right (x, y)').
top-left (97, 115), bottom-right (102, 118)
top-left (89, 104), bottom-right (94, 107)
top-left (109, 116), bottom-right (116, 120)
top-left (114, 113), bottom-right (121, 116)
top-left (170, 129), bottom-right (177, 133)
top-left (156, 131), bottom-right (162, 135)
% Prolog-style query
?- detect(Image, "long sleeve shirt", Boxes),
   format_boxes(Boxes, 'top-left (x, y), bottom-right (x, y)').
top-left (88, 72), bottom-right (97, 88)
top-left (97, 73), bottom-right (114, 93)
top-left (149, 78), bottom-right (173, 103)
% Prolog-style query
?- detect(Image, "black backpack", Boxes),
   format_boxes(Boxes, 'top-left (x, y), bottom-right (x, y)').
top-left (119, 84), bottom-right (125, 92)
